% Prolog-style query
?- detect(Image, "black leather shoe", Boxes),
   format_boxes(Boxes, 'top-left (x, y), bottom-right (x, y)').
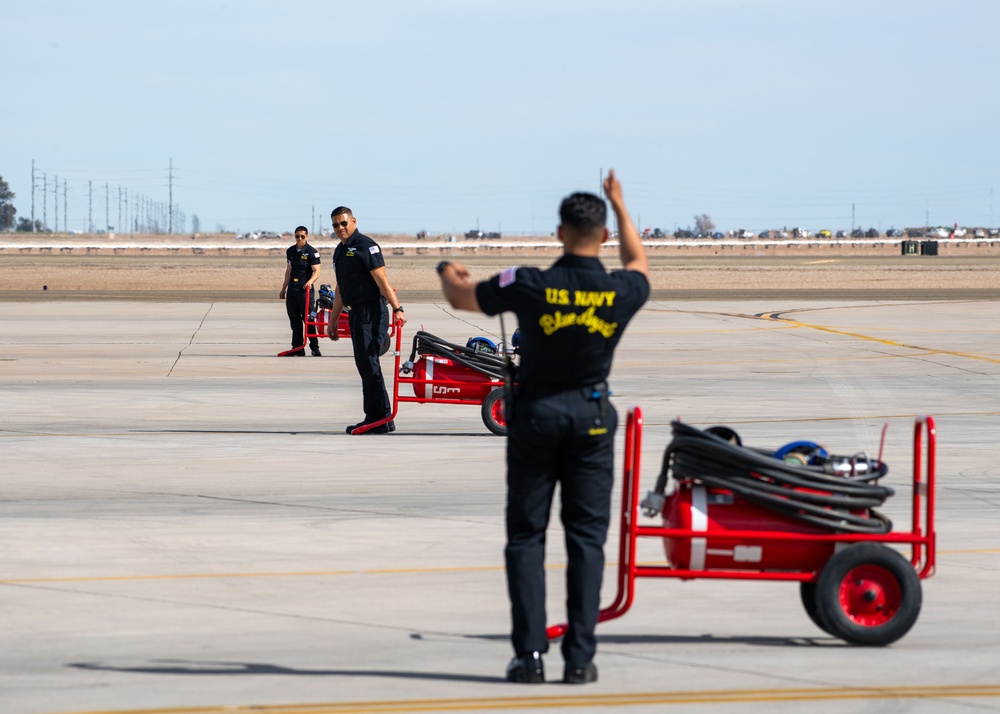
top-left (311, 347), bottom-right (322, 357)
top-left (505, 652), bottom-right (544, 683)
top-left (281, 349), bottom-right (305, 357)
top-left (563, 662), bottom-right (597, 684)
top-left (346, 420), bottom-right (394, 435)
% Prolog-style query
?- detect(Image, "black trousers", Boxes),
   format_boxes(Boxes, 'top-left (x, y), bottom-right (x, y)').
top-left (348, 299), bottom-right (390, 421)
top-left (285, 283), bottom-right (318, 351)
top-left (505, 388), bottom-right (617, 666)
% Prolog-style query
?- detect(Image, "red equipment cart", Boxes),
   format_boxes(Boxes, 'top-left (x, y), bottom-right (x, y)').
top-left (546, 408), bottom-right (936, 646)
top-left (349, 322), bottom-right (510, 436)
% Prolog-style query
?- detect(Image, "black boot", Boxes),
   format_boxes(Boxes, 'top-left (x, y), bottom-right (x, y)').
top-left (505, 652), bottom-right (544, 683)
top-left (563, 661), bottom-right (598, 684)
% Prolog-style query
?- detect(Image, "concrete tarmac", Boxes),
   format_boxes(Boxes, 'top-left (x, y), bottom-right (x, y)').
top-left (2, 297), bottom-right (999, 714)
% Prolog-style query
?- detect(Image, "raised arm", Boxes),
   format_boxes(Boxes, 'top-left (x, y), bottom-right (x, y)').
top-left (603, 169), bottom-right (648, 277)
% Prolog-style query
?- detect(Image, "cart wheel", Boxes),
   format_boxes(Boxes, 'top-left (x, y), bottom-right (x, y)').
top-left (379, 332), bottom-right (391, 356)
top-left (481, 388), bottom-right (507, 436)
top-left (799, 582), bottom-right (833, 635)
top-left (814, 543), bottom-right (921, 646)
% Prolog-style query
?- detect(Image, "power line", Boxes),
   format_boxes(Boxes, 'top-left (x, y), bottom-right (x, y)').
top-left (30, 160), bottom-right (36, 232)
top-left (168, 158), bottom-right (173, 234)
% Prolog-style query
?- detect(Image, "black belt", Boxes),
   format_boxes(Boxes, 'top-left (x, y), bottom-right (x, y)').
top-left (345, 297), bottom-right (385, 309)
top-left (519, 380), bottom-right (609, 400)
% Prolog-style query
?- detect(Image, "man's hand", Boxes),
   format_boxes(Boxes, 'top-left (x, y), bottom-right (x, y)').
top-left (602, 168), bottom-right (649, 277)
top-left (393, 310), bottom-right (408, 328)
top-left (327, 323), bottom-right (340, 341)
top-left (448, 262), bottom-right (473, 280)
top-left (603, 168), bottom-right (624, 209)
top-left (279, 288), bottom-right (286, 299)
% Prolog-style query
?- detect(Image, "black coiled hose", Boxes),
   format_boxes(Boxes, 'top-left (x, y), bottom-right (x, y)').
top-left (403, 331), bottom-right (507, 380)
top-left (654, 421), bottom-right (895, 534)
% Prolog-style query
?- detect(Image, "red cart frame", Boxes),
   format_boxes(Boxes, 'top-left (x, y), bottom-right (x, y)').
top-left (348, 316), bottom-right (507, 435)
top-left (547, 408), bottom-right (937, 644)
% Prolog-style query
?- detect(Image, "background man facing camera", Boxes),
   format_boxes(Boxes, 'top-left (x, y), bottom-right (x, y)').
top-left (326, 206), bottom-right (406, 434)
top-left (279, 226), bottom-right (322, 356)
top-left (437, 170), bottom-right (649, 684)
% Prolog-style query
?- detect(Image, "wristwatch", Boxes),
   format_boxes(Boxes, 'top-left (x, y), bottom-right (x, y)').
top-left (436, 260), bottom-right (452, 275)
top-left (393, 306), bottom-right (404, 313)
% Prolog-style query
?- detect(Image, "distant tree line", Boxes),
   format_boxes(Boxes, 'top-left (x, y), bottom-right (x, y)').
top-left (1, 174), bottom-right (48, 231)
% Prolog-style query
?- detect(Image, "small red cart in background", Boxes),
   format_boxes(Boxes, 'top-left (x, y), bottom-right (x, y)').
top-left (277, 284), bottom-right (391, 357)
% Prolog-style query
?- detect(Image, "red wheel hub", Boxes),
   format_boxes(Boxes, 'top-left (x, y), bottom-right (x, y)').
top-left (838, 564), bottom-right (901, 626)
top-left (492, 399), bottom-right (506, 427)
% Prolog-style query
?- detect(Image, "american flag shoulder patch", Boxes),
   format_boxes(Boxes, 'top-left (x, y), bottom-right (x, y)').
top-left (369, 245), bottom-right (381, 255)
top-left (499, 267), bottom-right (518, 288)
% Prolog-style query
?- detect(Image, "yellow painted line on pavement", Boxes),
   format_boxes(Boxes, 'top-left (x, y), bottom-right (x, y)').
top-left (0, 565), bottom-right (504, 585)
top-left (758, 313), bottom-right (1000, 365)
top-left (50, 684), bottom-right (1000, 713)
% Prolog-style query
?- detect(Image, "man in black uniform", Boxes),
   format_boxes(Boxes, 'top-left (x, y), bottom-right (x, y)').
top-left (325, 206), bottom-right (406, 434)
top-left (438, 170), bottom-right (649, 684)
top-left (279, 226), bottom-right (322, 356)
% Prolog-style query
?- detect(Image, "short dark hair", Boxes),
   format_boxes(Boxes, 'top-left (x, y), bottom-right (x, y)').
top-left (330, 206), bottom-right (353, 219)
top-left (295, 225), bottom-right (308, 235)
top-left (559, 192), bottom-right (606, 233)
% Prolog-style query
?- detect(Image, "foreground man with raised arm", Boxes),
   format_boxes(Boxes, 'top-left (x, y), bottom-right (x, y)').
top-left (438, 170), bottom-right (649, 684)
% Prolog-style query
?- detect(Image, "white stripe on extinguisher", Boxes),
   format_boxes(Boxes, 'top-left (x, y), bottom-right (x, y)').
top-left (690, 485), bottom-right (708, 571)
top-left (425, 358), bottom-right (435, 400)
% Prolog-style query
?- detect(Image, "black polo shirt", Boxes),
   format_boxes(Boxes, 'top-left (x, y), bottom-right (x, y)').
top-left (475, 255), bottom-right (649, 391)
top-left (286, 242), bottom-right (321, 282)
top-left (332, 230), bottom-right (386, 307)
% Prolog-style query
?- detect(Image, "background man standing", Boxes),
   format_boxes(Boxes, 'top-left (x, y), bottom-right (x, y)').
top-left (326, 206), bottom-right (406, 434)
top-left (279, 226), bottom-right (322, 356)
top-left (437, 170), bottom-right (649, 684)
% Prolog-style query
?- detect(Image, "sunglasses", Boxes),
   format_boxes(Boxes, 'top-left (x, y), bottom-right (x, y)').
top-left (333, 220), bottom-right (350, 228)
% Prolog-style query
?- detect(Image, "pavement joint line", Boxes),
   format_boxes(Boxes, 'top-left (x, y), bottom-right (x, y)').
top-left (7, 410), bottom-right (998, 440)
top-left (0, 409), bottom-right (991, 434)
top-left (41, 684), bottom-right (1000, 713)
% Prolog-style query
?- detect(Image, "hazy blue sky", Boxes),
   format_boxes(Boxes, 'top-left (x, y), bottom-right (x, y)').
top-left (4, 0), bottom-right (999, 235)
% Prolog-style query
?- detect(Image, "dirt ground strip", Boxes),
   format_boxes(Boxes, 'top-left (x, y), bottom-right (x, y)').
top-left (1, 237), bottom-right (999, 301)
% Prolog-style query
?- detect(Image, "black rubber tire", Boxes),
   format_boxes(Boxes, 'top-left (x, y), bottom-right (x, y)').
top-left (481, 387), bottom-right (507, 436)
top-left (379, 332), bottom-right (391, 356)
top-left (799, 582), bottom-right (833, 635)
top-left (814, 543), bottom-right (921, 646)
